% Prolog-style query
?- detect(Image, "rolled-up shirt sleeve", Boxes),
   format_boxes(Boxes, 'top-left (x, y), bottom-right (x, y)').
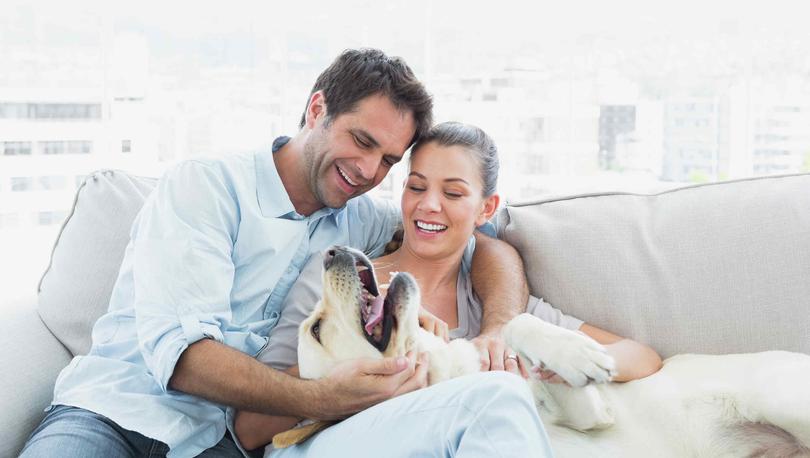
top-left (131, 161), bottom-right (238, 392)
top-left (526, 296), bottom-right (584, 331)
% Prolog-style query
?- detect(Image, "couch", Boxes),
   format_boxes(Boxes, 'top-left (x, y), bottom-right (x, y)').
top-left (2, 169), bottom-right (809, 457)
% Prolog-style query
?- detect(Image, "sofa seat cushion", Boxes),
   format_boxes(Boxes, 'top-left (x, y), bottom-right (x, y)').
top-left (498, 173), bottom-right (810, 358)
top-left (37, 170), bottom-right (157, 356)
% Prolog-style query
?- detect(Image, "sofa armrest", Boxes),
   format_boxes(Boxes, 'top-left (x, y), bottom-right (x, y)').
top-left (0, 295), bottom-right (73, 458)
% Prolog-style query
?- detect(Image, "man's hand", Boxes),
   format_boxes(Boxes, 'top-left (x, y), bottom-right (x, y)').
top-left (312, 351), bottom-right (430, 420)
top-left (418, 307), bottom-right (449, 342)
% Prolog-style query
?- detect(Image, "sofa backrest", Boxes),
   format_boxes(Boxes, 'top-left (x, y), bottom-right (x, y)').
top-left (38, 170), bottom-right (157, 356)
top-left (498, 173), bottom-right (810, 358)
top-left (38, 169), bottom-right (810, 359)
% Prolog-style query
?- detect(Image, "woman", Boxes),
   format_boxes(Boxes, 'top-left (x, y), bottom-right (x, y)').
top-left (234, 122), bottom-right (662, 453)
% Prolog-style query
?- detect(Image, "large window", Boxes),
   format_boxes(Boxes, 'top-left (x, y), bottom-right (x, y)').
top-left (2, 0), bottom-right (807, 199)
top-left (1, 0), bottom-right (809, 299)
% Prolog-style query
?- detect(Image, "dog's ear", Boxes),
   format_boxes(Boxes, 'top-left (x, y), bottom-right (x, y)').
top-left (272, 421), bottom-right (336, 448)
top-left (388, 272), bottom-right (421, 329)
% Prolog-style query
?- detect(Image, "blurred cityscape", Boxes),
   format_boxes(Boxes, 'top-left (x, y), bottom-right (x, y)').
top-left (2, 0), bottom-right (810, 297)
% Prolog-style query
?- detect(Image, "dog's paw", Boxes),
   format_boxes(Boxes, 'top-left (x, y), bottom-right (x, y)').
top-left (519, 332), bottom-right (615, 387)
top-left (545, 331), bottom-right (616, 386)
top-left (505, 313), bottom-right (617, 387)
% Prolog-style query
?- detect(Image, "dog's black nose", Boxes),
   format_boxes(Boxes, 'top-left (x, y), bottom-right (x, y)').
top-left (323, 245), bottom-right (347, 269)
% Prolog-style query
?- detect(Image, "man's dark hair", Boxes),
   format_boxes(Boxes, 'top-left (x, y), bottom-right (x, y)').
top-left (299, 48), bottom-right (433, 146)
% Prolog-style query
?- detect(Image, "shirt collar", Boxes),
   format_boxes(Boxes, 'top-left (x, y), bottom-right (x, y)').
top-left (255, 136), bottom-right (344, 221)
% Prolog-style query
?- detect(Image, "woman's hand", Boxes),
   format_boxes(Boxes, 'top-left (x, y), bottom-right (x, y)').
top-left (418, 307), bottom-right (449, 342)
top-left (503, 351), bottom-right (530, 379)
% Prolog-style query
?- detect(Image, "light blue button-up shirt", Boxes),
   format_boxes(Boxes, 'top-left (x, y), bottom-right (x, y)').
top-left (51, 147), bottom-right (399, 457)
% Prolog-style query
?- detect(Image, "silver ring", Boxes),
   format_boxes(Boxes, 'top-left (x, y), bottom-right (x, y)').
top-left (506, 354), bottom-right (518, 362)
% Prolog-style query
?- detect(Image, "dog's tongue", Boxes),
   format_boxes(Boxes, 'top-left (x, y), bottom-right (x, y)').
top-left (363, 294), bottom-right (385, 335)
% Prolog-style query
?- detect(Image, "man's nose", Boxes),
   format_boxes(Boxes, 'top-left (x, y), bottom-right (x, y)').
top-left (356, 155), bottom-right (380, 183)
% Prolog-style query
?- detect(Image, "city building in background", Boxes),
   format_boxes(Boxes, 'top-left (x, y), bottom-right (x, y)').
top-left (599, 105), bottom-right (636, 170)
top-left (0, 90), bottom-right (158, 229)
top-left (2, 0), bottom-right (810, 297)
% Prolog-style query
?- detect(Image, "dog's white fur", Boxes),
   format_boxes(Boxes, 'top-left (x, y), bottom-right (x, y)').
top-left (298, 247), bottom-right (810, 457)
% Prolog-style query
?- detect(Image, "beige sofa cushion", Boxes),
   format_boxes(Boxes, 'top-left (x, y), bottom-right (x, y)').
top-left (498, 173), bottom-right (810, 359)
top-left (37, 170), bottom-right (157, 356)
top-left (0, 296), bottom-right (73, 457)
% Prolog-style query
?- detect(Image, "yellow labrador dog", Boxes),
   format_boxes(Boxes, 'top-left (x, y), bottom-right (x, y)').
top-left (294, 246), bottom-right (810, 457)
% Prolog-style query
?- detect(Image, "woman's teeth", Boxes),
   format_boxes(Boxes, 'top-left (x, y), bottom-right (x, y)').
top-left (416, 221), bottom-right (447, 233)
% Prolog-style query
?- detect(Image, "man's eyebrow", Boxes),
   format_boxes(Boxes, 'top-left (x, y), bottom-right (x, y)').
top-left (350, 128), bottom-right (380, 148)
top-left (408, 172), bottom-right (470, 185)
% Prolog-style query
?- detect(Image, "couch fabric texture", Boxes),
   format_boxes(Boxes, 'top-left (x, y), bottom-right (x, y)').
top-left (498, 173), bottom-right (810, 358)
top-left (38, 170), bottom-right (157, 357)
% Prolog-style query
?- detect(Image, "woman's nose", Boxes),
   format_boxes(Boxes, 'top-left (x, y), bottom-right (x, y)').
top-left (417, 191), bottom-right (441, 212)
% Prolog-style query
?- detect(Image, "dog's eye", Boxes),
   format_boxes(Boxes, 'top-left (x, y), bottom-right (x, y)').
top-left (311, 319), bottom-right (321, 344)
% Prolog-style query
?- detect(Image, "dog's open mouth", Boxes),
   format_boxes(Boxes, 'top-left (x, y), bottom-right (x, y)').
top-left (356, 259), bottom-right (395, 352)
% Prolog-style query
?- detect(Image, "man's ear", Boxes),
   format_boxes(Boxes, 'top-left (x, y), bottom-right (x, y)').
top-left (304, 91), bottom-right (328, 129)
top-left (475, 194), bottom-right (500, 227)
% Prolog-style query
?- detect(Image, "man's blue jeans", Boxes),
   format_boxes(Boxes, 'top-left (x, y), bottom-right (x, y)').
top-left (20, 405), bottom-right (242, 457)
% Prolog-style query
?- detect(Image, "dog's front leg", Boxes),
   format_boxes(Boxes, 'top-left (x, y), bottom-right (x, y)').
top-left (503, 313), bottom-right (616, 387)
top-left (504, 313), bottom-right (617, 431)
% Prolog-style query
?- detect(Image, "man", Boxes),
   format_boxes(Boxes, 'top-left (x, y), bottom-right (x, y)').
top-left (21, 49), bottom-right (550, 457)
